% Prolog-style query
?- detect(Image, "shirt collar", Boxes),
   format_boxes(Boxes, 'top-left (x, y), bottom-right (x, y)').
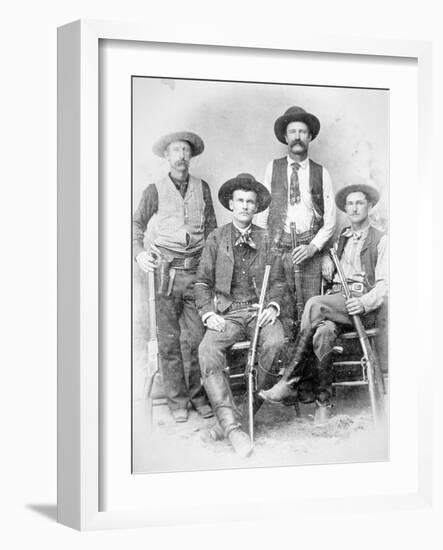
top-left (168, 173), bottom-right (189, 188)
top-left (232, 221), bottom-right (252, 236)
top-left (343, 222), bottom-right (371, 240)
top-left (286, 156), bottom-right (309, 169)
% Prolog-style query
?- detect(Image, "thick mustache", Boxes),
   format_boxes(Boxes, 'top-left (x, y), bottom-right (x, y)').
top-left (290, 140), bottom-right (306, 147)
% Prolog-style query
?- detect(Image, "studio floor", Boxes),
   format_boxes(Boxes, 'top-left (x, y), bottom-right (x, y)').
top-left (133, 386), bottom-right (389, 474)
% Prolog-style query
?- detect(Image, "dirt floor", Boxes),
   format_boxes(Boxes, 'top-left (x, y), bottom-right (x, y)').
top-left (132, 386), bottom-right (389, 474)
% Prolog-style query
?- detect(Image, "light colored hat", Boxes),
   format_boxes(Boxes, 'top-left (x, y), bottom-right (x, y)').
top-left (335, 182), bottom-right (380, 212)
top-left (152, 131), bottom-right (205, 157)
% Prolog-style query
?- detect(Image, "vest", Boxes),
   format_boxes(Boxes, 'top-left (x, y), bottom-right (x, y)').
top-left (154, 175), bottom-right (205, 255)
top-left (267, 157), bottom-right (324, 241)
top-left (213, 224), bottom-right (271, 313)
top-left (336, 225), bottom-right (385, 288)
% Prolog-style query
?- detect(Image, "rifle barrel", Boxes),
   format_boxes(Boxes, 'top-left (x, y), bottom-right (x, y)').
top-left (329, 247), bottom-right (384, 423)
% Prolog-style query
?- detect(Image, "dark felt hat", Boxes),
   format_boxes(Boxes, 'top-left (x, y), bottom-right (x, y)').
top-left (152, 131), bottom-right (205, 157)
top-left (274, 106), bottom-right (321, 144)
top-left (218, 173), bottom-right (271, 213)
top-left (335, 182), bottom-right (380, 212)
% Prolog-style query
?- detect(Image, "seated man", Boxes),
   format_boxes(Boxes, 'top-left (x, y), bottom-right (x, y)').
top-left (259, 181), bottom-right (388, 421)
top-left (195, 173), bottom-right (286, 457)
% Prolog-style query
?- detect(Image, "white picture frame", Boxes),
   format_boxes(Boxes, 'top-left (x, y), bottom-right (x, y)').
top-left (57, 19), bottom-right (433, 530)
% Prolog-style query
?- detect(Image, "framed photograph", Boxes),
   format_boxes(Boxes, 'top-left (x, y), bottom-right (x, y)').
top-left (58, 19), bottom-right (433, 530)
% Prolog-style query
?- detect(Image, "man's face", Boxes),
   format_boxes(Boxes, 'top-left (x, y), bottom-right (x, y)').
top-left (164, 140), bottom-right (192, 172)
top-left (285, 121), bottom-right (311, 155)
top-left (229, 189), bottom-right (258, 227)
top-left (345, 191), bottom-right (372, 224)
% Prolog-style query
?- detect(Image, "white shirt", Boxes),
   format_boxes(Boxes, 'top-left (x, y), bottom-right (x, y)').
top-left (255, 156), bottom-right (336, 251)
top-left (332, 224), bottom-right (388, 313)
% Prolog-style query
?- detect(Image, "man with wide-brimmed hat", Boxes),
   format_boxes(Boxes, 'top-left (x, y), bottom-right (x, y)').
top-left (259, 180), bottom-right (387, 421)
top-left (133, 131), bottom-right (217, 423)
top-left (194, 173), bottom-right (286, 457)
top-left (256, 106), bottom-right (336, 325)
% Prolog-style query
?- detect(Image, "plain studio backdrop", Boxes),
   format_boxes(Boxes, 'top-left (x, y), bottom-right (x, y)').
top-left (1, 0), bottom-right (441, 549)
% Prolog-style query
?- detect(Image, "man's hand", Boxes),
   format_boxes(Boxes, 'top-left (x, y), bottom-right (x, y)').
top-left (206, 314), bottom-right (226, 332)
top-left (135, 244), bottom-right (162, 273)
top-left (291, 243), bottom-right (317, 265)
top-left (258, 306), bottom-right (278, 327)
top-left (346, 297), bottom-right (365, 316)
top-left (321, 254), bottom-right (334, 282)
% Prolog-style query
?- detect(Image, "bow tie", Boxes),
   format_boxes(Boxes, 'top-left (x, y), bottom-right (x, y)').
top-left (234, 230), bottom-right (257, 249)
top-left (344, 228), bottom-right (364, 241)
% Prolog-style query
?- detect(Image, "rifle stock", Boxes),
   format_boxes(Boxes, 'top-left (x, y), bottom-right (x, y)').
top-left (330, 248), bottom-right (385, 423)
top-left (146, 270), bottom-right (159, 403)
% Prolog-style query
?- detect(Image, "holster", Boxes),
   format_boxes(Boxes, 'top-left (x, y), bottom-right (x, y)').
top-left (157, 258), bottom-right (173, 296)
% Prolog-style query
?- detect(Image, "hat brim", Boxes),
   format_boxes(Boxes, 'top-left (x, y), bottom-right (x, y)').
top-left (274, 112), bottom-right (320, 144)
top-left (218, 177), bottom-right (271, 213)
top-left (152, 131), bottom-right (205, 157)
top-left (335, 184), bottom-right (380, 212)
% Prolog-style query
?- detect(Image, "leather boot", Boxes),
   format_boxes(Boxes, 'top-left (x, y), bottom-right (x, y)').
top-left (228, 428), bottom-right (253, 458)
top-left (240, 357), bottom-right (280, 432)
top-left (258, 328), bottom-right (315, 404)
top-left (203, 372), bottom-right (252, 456)
top-left (208, 424), bottom-right (253, 459)
top-left (314, 352), bottom-right (334, 423)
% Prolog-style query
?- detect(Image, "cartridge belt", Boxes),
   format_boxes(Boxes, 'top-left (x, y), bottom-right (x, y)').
top-left (170, 255), bottom-right (201, 270)
top-left (226, 300), bottom-right (257, 312)
top-left (329, 282), bottom-right (366, 295)
top-left (279, 229), bottom-right (317, 249)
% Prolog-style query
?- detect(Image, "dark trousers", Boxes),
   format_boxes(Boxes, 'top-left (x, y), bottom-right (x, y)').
top-left (278, 251), bottom-right (322, 337)
top-left (199, 309), bottom-right (285, 422)
top-left (301, 292), bottom-right (376, 395)
top-left (155, 268), bottom-right (207, 411)
top-left (282, 251), bottom-right (323, 304)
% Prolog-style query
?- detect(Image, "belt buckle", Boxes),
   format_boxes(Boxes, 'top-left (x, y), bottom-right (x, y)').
top-left (352, 282), bottom-right (364, 293)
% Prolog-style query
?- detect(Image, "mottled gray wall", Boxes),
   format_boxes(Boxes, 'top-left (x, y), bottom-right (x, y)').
top-left (132, 77), bottom-right (389, 398)
top-left (133, 77), bottom-right (389, 230)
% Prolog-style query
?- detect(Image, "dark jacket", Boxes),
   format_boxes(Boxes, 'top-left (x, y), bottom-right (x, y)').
top-left (194, 223), bottom-right (286, 317)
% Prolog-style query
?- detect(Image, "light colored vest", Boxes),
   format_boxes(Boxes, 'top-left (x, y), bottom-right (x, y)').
top-left (154, 175), bottom-right (205, 255)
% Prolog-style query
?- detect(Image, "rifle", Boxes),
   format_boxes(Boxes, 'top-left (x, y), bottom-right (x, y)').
top-left (290, 221), bottom-right (305, 326)
top-left (330, 248), bottom-right (385, 424)
top-left (245, 234), bottom-right (280, 445)
top-left (145, 268), bottom-right (160, 429)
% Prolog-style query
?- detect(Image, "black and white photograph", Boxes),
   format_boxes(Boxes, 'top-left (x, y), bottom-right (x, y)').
top-left (132, 75), bottom-right (389, 473)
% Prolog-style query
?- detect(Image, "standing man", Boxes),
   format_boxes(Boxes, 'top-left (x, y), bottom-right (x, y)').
top-left (195, 174), bottom-right (286, 457)
top-left (256, 106), bottom-right (336, 320)
top-left (259, 182), bottom-right (387, 421)
top-left (133, 131), bottom-right (217, 423)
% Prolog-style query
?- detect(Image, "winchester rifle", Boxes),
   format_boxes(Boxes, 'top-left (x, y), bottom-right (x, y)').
top-left (290, 221), bottom-right (305, 327)
top-left (245, 233), bottom-right (281, 445)
top-left (145, 267), bottom-right (160, 429)
top-left (330, 247), bottom-right (385, 423)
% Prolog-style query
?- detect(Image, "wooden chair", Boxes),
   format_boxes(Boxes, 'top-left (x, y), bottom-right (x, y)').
top-left (331, 327), bottom-right (387, 421)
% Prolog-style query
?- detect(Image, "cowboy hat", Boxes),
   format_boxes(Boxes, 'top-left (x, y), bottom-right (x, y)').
top-left (152, 131), bottom-right (205, 157)
top-left (335, 182), bottom-right (380, 212)
top-left (218, 173), bottom-right (271, 213)
top-left (274, 106), bottom-right (320, 144)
